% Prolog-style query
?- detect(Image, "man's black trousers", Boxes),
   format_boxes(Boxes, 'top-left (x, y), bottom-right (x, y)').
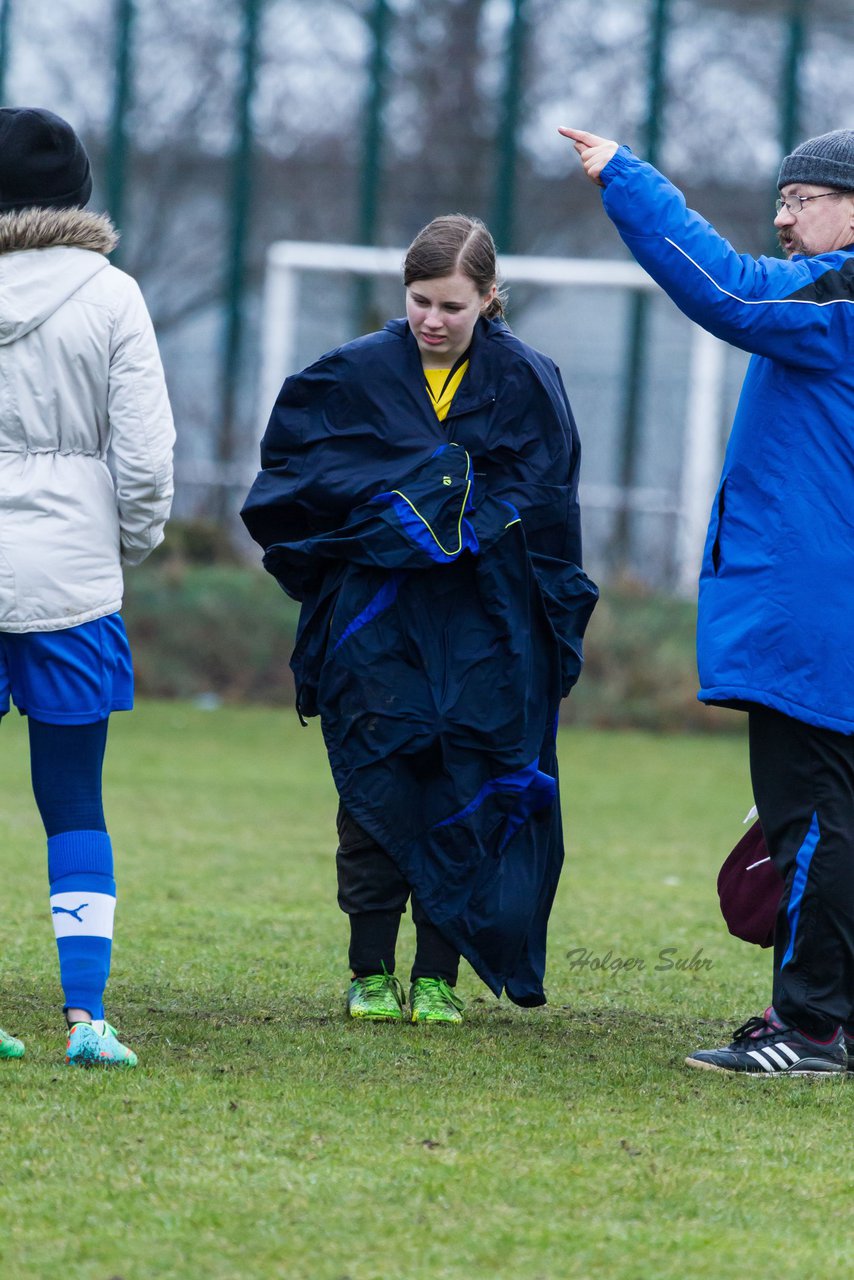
top-left (749, 706), bottom-right (854, 1037)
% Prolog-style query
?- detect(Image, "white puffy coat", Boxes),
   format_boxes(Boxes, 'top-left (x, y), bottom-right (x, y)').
top-left (0, 207), bottom-right (174, 632)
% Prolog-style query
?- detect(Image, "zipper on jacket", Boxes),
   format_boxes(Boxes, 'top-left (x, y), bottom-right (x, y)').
top-left (444, 392), bottom-right (497, 422)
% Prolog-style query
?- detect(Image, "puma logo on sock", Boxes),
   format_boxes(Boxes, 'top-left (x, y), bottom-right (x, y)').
top-left (51, 903), bottom-right (89, 923)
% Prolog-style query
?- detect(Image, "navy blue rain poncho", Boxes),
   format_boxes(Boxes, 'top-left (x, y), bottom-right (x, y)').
top-left (241, 316), bottom-right (598, 1005)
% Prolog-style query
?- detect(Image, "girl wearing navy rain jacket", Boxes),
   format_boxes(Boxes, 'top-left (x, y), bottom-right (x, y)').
top-left (242, 215), bottom-right (597, 1023)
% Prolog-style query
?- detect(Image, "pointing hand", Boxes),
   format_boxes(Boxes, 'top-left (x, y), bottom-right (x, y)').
top-left (558, 127), bottom-right (619, 186)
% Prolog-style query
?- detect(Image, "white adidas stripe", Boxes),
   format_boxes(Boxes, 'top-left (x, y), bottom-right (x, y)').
top-left (746, 1039), bottom-right (802, 1072)
top-left (746, 1048), bottom-right (777, 1071)
top-left (761, 1045), bottom-right (793, 1070)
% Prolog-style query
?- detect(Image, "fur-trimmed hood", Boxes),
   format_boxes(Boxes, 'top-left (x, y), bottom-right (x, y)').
top-left (0, 208), bottom-right (118, 346)
top-left (0, 207), bottom-right (117, 256)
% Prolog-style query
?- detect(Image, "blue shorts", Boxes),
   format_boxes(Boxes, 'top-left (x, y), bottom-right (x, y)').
top-left (0, 613), bottom-right (134, 725)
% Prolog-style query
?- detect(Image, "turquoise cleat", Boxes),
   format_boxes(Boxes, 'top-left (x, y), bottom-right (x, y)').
top-left (65, 1021), bottom-right (138, 1068)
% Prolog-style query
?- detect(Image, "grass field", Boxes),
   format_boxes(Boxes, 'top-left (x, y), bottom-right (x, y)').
top-left (0, 702), bottom-right (850, 1279)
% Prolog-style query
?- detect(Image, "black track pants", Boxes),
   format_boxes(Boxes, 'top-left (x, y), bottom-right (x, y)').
top-left (749, 706), bottom-right (854, 1037)
top-left (335, 804), bottom-right (460, 985)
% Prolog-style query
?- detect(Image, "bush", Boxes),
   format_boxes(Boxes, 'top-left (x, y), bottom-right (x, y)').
top-left (563, 581), bottom-right (737, 733)
top-left (123, 556), bottom-right (299, 705)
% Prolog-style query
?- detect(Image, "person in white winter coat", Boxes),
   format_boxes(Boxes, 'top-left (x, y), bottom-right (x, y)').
top-left (0, 108), bottom-right (174, 1068)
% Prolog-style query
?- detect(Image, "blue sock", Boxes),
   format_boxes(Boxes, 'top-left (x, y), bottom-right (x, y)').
top-left (48, 830), bottom-right (115, 1021)
top-left (28, 719), bottom-right (116, 1021)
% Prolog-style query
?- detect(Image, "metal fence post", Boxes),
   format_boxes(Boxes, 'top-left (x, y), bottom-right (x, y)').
top-left (492, 0), bottom-right (527, 255)
top-left (217, 0), bottom-right (262, 523)
top-left (354, 0), bottom-right (390, 333)
top-left (769, 0), bottom-right (807, 254)
top-left (0, 0), bottom-right (13, 105)
top-left (612, 0), bottom-right (670, 573)
top-left (108, 0), bottom-right (134, 262)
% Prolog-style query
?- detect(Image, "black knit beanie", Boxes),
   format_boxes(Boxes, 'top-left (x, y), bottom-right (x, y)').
top-left (778, 129), bottom-right (854, 191)
top-left (0, 108), bottom-right (92, 212)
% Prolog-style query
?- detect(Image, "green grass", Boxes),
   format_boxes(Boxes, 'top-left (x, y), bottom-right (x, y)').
top-left (0, 704), bottom-right (849, 1279)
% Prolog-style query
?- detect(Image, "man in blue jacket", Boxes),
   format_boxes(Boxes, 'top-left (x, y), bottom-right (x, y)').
top-left (562, 124), bottom-right (854, 1076)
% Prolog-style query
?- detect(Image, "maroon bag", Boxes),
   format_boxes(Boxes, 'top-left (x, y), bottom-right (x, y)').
top-left (717, 819), bottom-right (783, 949)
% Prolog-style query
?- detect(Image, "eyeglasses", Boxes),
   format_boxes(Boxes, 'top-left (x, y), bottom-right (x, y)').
top-left (775, 191), bottom-right (853, 215)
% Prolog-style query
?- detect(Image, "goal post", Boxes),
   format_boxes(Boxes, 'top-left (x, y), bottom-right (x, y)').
top-left (260, 240), bottom-right (729, 597)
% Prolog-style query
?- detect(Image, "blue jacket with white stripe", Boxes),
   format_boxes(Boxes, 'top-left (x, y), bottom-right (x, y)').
top-left (600, 146), bottom-right (854, 733)
top-left (241, 317), bottom-right (598, 1004)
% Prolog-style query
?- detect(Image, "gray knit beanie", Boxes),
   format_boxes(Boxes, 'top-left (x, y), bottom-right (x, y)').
top-left (778, 129), bottom-right (854, 191)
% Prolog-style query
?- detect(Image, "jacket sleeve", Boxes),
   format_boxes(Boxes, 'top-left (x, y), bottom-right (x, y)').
top-left (600, 146), bottom-right (854, 372)
top-left (242, 346), bottom-right (439, 566)
top-left (108, 276), bottom-right (175, 565)
top-left (482, 355), bottom-right (583, 564)
top-left (241, 356), bottom-right (345, 555)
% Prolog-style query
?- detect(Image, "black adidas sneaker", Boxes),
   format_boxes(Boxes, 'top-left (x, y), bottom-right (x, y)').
top-left (686, 1007), bottom-right (846, 1076)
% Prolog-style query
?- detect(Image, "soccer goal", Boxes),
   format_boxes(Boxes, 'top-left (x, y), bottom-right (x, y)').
top-left (260, 240), bottom-right (731, 597)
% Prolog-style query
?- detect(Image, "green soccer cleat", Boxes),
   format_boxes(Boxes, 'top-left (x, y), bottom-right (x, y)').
top-left (0, 1027), bottom-right (25, 1059)
top-left (65, 1021), bottom-right (138, 1068)
top-left (409, 977), bottom-right (464, 1024)
top-left (347, 971), bottom-right (405, 1021)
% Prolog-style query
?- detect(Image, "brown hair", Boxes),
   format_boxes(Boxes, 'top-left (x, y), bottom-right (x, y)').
top-left (403, 214), bottom-right (507, 319)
